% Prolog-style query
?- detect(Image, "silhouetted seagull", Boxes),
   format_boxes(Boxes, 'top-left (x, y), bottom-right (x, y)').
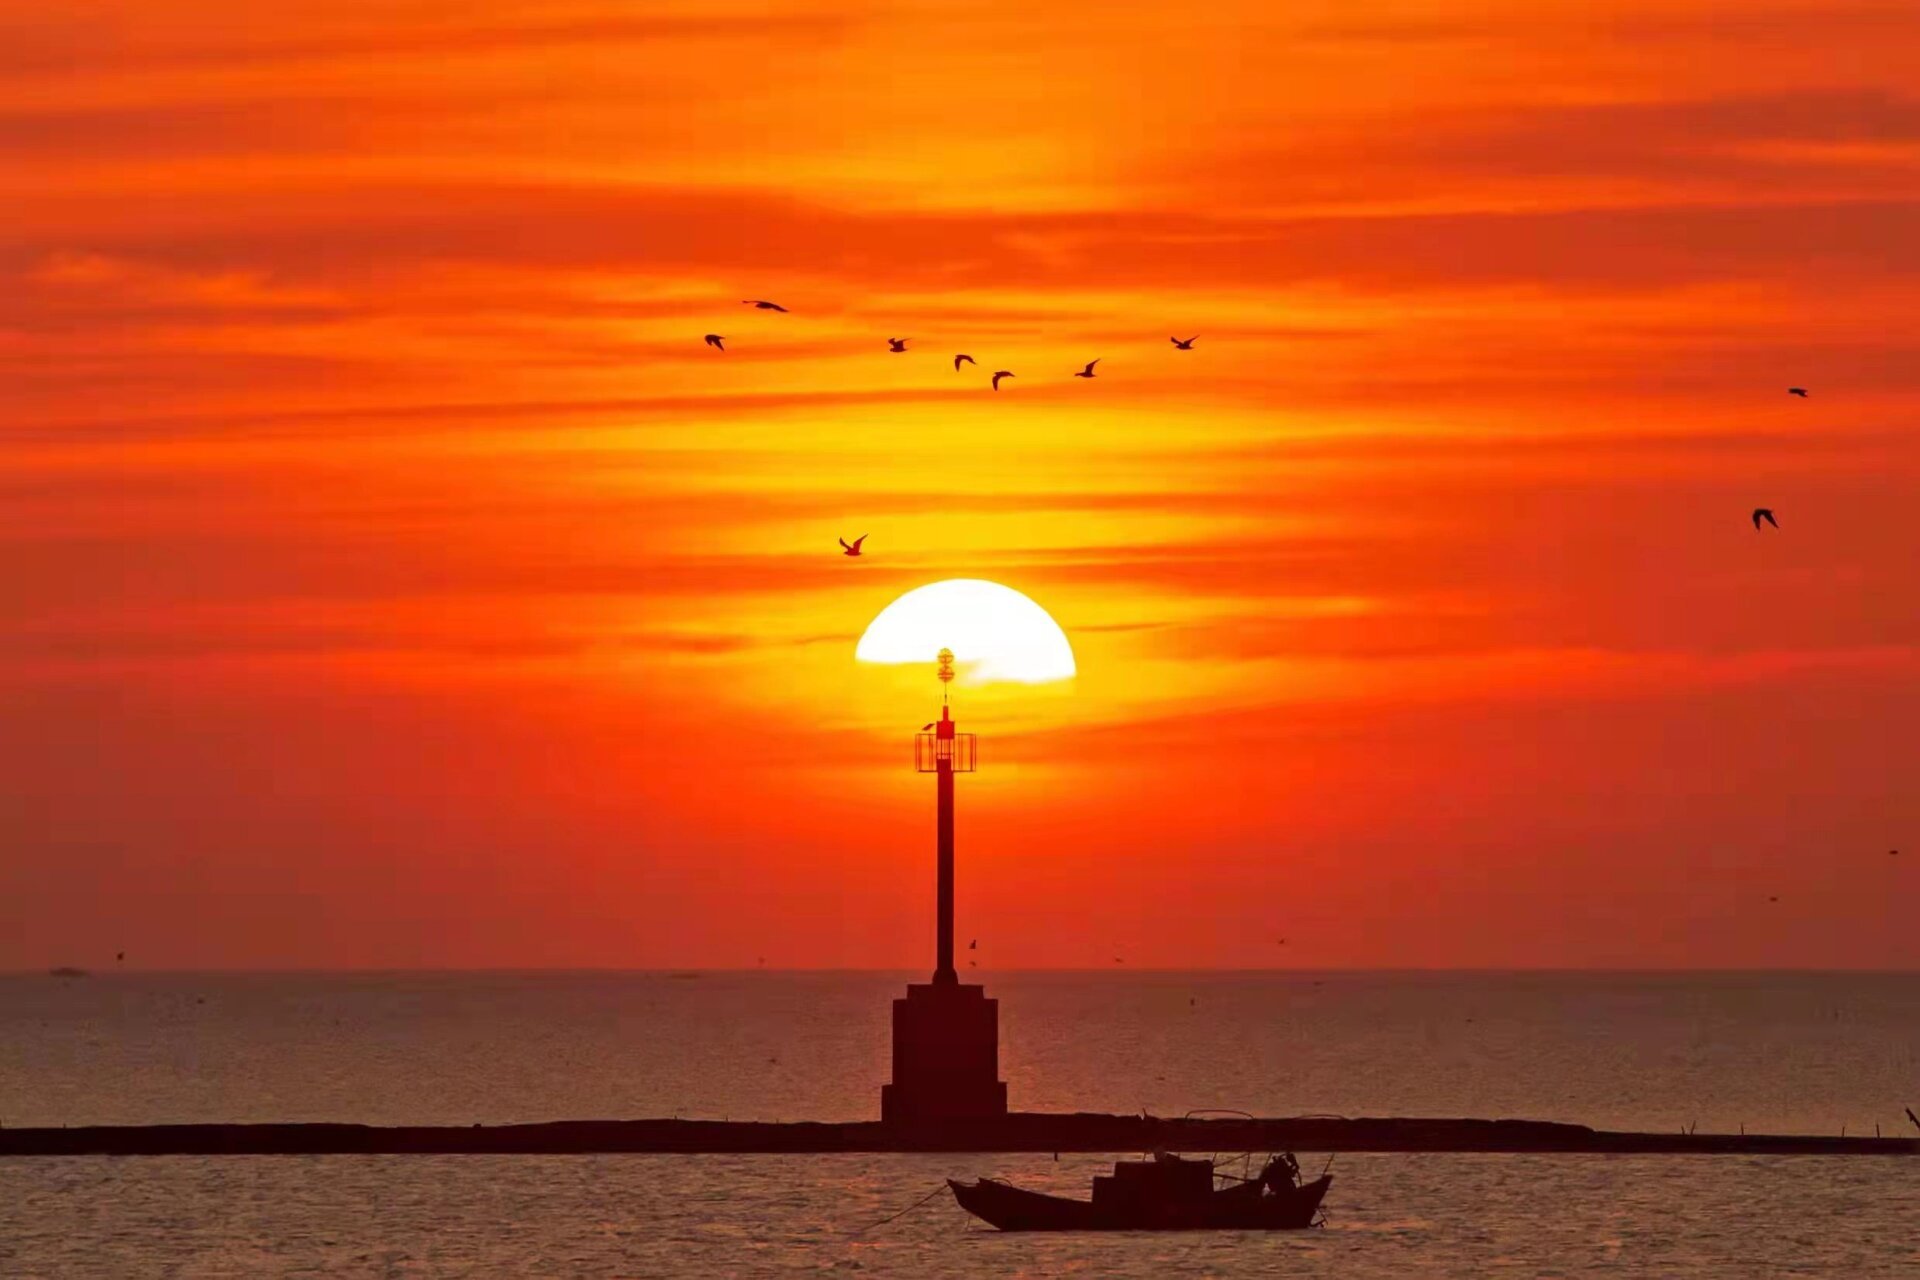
top-left (922, 722), bottom-right (936, 731)
top-left (743, 300), bottom-right (788, 312)
top-left (704, 334), bottom-right (725, 351)
top-left (992, 370), bottom-right (1014, 391)
top-left (116, 951), bottom-right (125, 962)
top-left (1753, 508), bottom-right (1778, 530)
top-left (1788, 387), bottom-right (1809, 397)
top-left (1074, 359), bottom-right (1101, 378)
top-left (1768, 895), bottom-right (1779, 903)
top-left (839, 535), bottom-right (867, 557)
top-left (969, 939), bottom-right (977, 950)
top-left (954, 354), bottom-right (975, 370)
top-left (887, 338), bottom-right (909, 353)
top-left (1170, 336), bottom-right (1197, 350)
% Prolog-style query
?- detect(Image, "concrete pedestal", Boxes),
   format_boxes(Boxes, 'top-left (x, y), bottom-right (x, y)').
top-left (880, 982), bottom-right (1008, 1126)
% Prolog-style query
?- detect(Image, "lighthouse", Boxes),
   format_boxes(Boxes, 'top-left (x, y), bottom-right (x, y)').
top-left (880, 649), bottom-right (1009, 1126)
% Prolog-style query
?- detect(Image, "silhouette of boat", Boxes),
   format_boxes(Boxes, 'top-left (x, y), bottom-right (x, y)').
top-left (949, 1150), bottom-right (1330, 1231)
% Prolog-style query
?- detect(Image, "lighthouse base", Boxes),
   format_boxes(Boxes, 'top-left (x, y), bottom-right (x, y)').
top-left (880, 982), bottom-right (1008, 1127)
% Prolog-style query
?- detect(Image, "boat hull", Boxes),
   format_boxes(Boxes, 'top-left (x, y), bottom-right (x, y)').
top-left (949, 1173), bottom-right (1331, 1232)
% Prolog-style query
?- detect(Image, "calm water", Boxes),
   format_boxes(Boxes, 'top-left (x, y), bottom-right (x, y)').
top-left (4, 971), bottom-right (1918, 1276)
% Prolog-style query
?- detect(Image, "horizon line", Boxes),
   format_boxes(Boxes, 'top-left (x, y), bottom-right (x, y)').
top-left (10, 965), bottom-right (1920, 977)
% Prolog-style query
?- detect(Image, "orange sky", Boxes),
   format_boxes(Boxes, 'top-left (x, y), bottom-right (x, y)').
top-left (2, 0), bottom-right (1917, 969)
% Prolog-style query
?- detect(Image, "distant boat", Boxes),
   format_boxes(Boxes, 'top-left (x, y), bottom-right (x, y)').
top-left (949, 1150), bottom-right (1330, 1231)
top-left (48, 966), bottom-right (90, 978)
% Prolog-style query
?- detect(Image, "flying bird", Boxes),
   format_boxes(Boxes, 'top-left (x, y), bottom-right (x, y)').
top-left (922, 722), bottom-right (936, 731)
top-left (992, 370), bottom-right (1014, 391)
top-left (839, 535), bottom-right (867, 557)
top-left (743, 300), bottom-right (788, 312)
top-left (704, 334), bottom-right (725, 351)
top-left (887, 338), bottom-right (909, 353)
top-left (116, 952), bottom-right (125, 962)
top-left (1753, 508), bottom-right (1778, 530)
top-left (1073, 359), bottom-right (1101, 378)
top-left (954, 354), bottom-right (975, 370)
top-left (1170, 336), bottom-right (1197, 350)
top-left (1788, 387), bottom-right (1809, 397)
top-left (969, 939), bottom-right (977, 950)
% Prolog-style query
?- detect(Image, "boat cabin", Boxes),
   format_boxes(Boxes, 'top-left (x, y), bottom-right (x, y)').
top-left (1090, 1151), bottom-right (1216, 1213)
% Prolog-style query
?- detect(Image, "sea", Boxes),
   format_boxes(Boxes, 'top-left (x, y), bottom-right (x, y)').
top-left (3, 970), bottom-right (1917, 1277)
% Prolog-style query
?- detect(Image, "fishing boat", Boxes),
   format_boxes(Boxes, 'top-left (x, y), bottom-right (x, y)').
top-left (949, 1150), bottom-right (1331, 1231)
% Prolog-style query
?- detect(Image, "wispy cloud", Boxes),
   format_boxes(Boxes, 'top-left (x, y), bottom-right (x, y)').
top-left (3, 0), bottom-right (1918, 966)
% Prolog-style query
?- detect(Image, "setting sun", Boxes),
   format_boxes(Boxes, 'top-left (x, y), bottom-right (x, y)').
top-left (856, 580), bottom-right (1077, 685)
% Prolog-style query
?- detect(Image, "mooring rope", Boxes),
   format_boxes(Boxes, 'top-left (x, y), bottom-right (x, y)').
top-left (857, 1181), bottom-right (951, 1233)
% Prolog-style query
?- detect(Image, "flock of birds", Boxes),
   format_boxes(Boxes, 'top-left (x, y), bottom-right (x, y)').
top-left (708, 297), bottom-right (1898, 924)
top-left (702, 299), bottom-right (1212, 555)
top-left (703, 298), bottom-right (1811, 557)
top-left (709, 297), bottom-right (1126, 401)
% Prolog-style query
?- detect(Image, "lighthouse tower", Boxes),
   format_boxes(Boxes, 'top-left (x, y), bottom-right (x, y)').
top-left (880, 649), bottom-right (1009, 1126)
